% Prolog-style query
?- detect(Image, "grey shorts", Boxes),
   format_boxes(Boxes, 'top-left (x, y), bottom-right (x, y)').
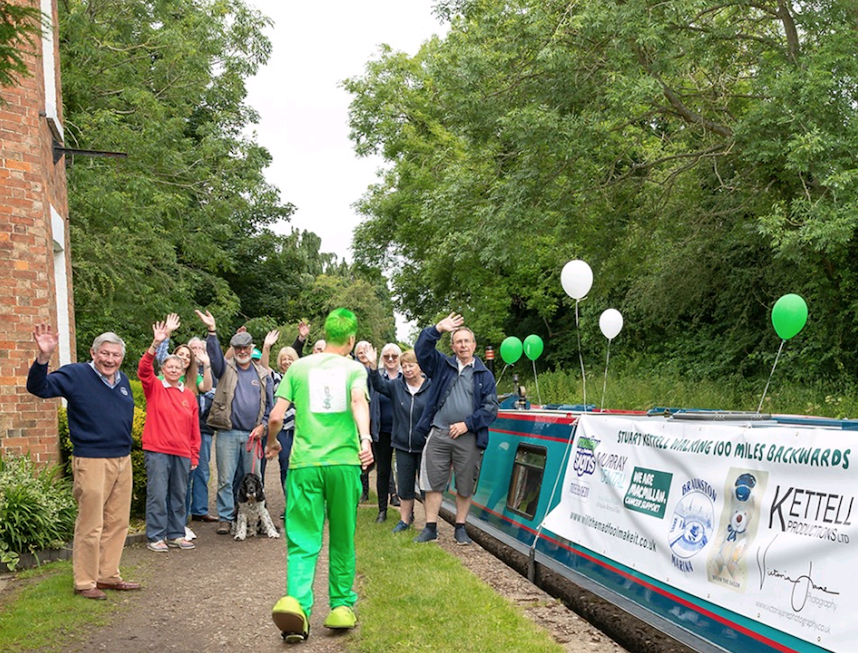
top-left (419, 426), bottom-right (481, 497)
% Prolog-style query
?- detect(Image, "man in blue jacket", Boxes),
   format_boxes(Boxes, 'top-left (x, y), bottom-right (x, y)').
top-left (413, 313), bottom-right (498, 545)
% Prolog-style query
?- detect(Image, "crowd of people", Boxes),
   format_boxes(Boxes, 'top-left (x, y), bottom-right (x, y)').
top-left (26, 308), bottom-right (499, 640)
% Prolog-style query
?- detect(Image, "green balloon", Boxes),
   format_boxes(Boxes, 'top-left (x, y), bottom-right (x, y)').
top-left (500, 336), bottom-right (523, 364)
top-left (523, 334), bottom-right (544, 361)
top-left (771, 294), bottom-right (808, 340)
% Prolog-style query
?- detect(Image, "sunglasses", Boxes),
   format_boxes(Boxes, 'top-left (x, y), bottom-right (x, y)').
top-left (383, 354), bottom-right (399, 360)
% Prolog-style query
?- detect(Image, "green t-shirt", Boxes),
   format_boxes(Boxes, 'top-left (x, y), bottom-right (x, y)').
top-left (275, 353), bottom-right (368, 468)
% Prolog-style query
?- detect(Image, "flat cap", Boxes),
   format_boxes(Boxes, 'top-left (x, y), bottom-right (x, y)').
top-left (230, 332), bottom-right (253, 348)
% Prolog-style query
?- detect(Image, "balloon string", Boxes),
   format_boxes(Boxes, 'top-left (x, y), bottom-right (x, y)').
top-left (531, 359), bottom-right (542, 405)
top-left (576, 299), bottom-right (587, 409)
top-left (757, 339), bottom-right (785, 413)
top-left (601, 340), bottom-right (611, 411)
top-left (496, 363), bottom-right (510, 388)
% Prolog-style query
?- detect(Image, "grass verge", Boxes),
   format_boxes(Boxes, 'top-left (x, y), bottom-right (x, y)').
top-left (0, 561), bottom-right (119, 652)
top-left (351, 507), bottom-right (563, 653)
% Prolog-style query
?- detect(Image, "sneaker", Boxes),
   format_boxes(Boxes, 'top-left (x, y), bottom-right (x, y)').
top-left (392, 520), bottom-right (411, 533)
top-left (167, 538), bottom-right (196, 550)
top-left (272, 596), bottom-right (309, 642)
top-left (184, 526), bottom-right (197, 540)
top-left (454, 525), bottom-right (472, 546)
top-left (324, 605), bottom-right (357, 630)
top-left (147, 539), bottom-right (168, 552)
top-left (413, 526), bottom-right (437, 543)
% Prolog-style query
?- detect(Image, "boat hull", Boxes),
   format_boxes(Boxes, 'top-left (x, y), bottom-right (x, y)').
top-left (443, 408), bottom-right (856, 653)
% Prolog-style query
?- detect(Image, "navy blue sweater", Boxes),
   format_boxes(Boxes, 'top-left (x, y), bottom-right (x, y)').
top-left (27, 361), bottom-right (134, 458)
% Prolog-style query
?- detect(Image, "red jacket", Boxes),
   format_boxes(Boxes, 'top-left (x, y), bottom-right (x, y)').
top-left (138, 351), bottom-right (201, 466)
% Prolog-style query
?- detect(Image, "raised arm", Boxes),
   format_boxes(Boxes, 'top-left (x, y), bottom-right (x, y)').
top-left (195, 346), bottom-right (213, 393)
top-left (27, 324), bottom-right (65, 398)
top-left (291, 320), bottom-right (310, 358)
top-left (415, 324), bottom-right (444, 379)
top-left (261, 329), bottom-right (279, 371)
top-left (155, 313), bottom-right (181, 364)
top-left (139, 320), bottom-right (169, 392)
top-left (196, 309), bottom-right (225, 379)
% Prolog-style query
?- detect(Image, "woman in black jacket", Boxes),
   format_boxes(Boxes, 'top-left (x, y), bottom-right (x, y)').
top-left (367, 347), bottom-right (432, 533)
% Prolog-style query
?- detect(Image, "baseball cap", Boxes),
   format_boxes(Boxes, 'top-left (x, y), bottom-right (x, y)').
top-left (251, 348), bottom-right (262, 360)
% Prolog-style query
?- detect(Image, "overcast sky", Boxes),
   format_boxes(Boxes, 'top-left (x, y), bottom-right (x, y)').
top-left (244, 1), bottom-right (444, 262)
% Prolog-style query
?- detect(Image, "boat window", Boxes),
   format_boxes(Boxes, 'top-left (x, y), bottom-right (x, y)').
top-left (506, 444), bottom-right (546, 520)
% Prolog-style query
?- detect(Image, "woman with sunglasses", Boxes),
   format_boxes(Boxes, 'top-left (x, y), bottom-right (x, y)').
top-left (365, 347), bottom-right (431, 532)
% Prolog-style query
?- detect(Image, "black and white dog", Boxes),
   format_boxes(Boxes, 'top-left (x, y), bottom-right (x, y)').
top-left (233, 472), bottom-right (280, 541)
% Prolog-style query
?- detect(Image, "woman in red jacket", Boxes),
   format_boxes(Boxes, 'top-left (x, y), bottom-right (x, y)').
top-left (139, 320), bottom-right (201, 552)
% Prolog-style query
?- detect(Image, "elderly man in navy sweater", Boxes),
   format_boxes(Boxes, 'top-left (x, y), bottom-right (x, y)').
top-left (27, 324), bottom-right (140, 600)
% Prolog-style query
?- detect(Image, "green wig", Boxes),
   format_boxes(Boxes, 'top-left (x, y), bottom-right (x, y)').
top-left (324, 308), bottom-right (358, 345)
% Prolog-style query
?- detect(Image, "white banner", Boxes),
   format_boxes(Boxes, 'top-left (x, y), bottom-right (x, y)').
top-left (542, 413), bottom-right (856, 652)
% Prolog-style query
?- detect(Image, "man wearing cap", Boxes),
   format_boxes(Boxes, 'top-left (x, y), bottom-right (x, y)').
top-left (195, 310), bottom-right (274, 534)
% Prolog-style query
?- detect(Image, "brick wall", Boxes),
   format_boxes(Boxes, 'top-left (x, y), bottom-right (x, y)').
top-left (0, 0), bottom-right (73, 464)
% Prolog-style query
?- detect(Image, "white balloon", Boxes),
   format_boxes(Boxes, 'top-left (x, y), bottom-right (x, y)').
top-left (561, 260), bottom-right (593, 300)
top-left (599, 308), bottom-right (623, 340)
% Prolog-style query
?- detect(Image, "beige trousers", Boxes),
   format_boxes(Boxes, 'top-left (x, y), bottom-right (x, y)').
top-left (71, 456), bottom-right (133, 590)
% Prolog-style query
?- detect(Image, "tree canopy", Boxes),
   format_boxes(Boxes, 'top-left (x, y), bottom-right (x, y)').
top-left (345, 0), bottom-right (858, 380)
top-left (59, 0), bottom-right (396, 357)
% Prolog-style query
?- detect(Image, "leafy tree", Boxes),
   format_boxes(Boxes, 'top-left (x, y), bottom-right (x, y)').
top-left (346, 0), bottom-right (858, 380)
top-left (59, 0), bottom-right (292, 357)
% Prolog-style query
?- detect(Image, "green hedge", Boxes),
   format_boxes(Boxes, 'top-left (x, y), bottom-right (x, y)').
top-left (0, 456), bottom-right (77, 570)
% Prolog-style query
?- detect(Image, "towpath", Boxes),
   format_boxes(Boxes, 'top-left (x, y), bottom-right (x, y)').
top-left (60, 464), bottom-right (627, 653)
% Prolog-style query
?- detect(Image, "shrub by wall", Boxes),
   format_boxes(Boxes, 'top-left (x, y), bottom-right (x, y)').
top-left (0, 456), bottom-right (77, 570)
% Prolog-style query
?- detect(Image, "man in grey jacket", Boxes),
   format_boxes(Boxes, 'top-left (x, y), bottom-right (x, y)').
top-left (196, 310), bottom-right (273, 534)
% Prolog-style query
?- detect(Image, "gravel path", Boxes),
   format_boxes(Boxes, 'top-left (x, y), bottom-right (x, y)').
top-left (59, 464), bottom-right (629, 653)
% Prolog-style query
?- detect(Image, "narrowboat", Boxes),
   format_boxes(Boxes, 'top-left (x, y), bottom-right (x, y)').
top-left (443, 401), bottom-right (856, 653)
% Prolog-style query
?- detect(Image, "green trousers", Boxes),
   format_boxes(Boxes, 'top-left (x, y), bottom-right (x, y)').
top-left (285, 465), bottom-right (361, 616)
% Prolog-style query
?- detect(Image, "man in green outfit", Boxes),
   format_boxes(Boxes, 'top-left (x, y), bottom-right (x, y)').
top-left (265, 308), bottom-right (374, 642)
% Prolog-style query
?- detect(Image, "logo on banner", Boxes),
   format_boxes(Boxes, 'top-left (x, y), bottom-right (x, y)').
top-left (568, 479), bottom-right (590, 500)
top-left (596, 450), bottom-right (628, 488)
top-left (768, 485), bottom-right (853, 545)
top-left (624, 467), bottom-right (672, 519)
top-left (573, 436), bottom-right (600, 478)
top-left (758, 537), bottom-right (841, 616)
top-left (668, 478), bottom-right (716, 573)
top-left (708, 469), bottom-right (768, 592)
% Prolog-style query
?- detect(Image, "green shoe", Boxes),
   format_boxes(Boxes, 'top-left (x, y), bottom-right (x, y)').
top-left (272, 596), bottom-right (309, 642)
top-left (323, 605), bottom-right (357, 630)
